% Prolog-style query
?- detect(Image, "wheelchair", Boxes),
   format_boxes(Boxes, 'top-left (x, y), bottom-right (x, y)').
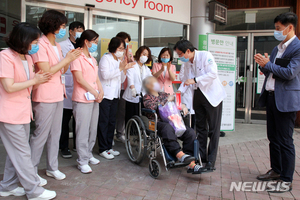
top-left (125, 98), bottom-right (208, 179)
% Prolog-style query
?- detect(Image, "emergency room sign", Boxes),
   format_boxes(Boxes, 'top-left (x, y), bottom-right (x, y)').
top-left (43, 0), bottom-right (191, 24)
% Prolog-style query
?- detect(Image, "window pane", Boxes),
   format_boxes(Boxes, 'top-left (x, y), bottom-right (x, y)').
top-left (216, 8), bottom-right (291, 31)
top-left (92, 14), bottom-right (139, 62)
top-left (0, 0), bottom-right (21, 50)
top-left (26, 5), bottom-right (84, 42)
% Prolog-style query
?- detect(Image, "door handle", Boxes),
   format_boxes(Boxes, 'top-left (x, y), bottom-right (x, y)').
top-left (243, 49), bottom-right (247, 107)
top-left (252, 49), bottom-right (257, 108)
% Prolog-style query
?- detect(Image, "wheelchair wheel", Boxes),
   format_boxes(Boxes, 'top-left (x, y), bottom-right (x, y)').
top-left (125, 116), bottom-right (146, 164)
top-left (149, 160), bottom-right (161, 179)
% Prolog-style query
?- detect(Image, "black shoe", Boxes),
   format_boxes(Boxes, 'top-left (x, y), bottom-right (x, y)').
top-left (220, 132), bottom-right (226, 137)
top-left (60, 149), bottom-right (72, 159)
top-left (205, 162), bottom-right (216, 170)
top-left (180, 155), bottom-right (195, 164)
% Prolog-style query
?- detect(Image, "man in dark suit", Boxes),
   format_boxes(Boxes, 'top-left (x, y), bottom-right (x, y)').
top-left (254, 12), bottom-right (300, 193)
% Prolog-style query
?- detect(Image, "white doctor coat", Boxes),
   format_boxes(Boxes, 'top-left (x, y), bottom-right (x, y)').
top-left (98, 53), bottom-right (126, 100)
top-left (123, 62), bottom-right (152, 103)
top-left (59, 38), bottom-right (74, 109)
top-left (184, 50), bottom-right (226, 107)
top-left (178, 63), bottom-right (195, 114)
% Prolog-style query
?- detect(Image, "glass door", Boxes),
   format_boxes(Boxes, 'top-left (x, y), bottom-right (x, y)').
top-left (24, 1), bottom-right (86, 43)
top-left (234, 33), bottom-right (278, 123)
top-left (252, 34), bottom-right (279, 121)
top-left (91, 10), bottom-right (139, 62)
top-left (236, 35), bottom-right (248, 120)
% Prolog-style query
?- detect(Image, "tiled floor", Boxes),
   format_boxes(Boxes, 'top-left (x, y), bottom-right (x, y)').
top-left (1, 123), bottom-right (300, 200)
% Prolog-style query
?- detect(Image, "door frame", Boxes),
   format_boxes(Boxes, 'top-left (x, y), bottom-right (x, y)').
top-left (219, 31), bottom-right (274, 124)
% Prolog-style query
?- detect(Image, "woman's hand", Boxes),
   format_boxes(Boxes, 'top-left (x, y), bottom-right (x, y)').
top-left (33, 70), bottom-right (52, 85)
top-left (167, 62), bottom-right (171, 71)
top-left (167, 95), bottom-right (175, 102)
top-left (66, 48), bottom-right (82, 62)
top-left (131, 87), bottom-right (137, 97)
top-left (182, 104), bottom-right (189, 116)
top-left (96, 91), bottom-right (104, 103)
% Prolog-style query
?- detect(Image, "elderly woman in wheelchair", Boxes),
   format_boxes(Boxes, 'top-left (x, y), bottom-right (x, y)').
top-left (125, 76), bottom-right (207, 178)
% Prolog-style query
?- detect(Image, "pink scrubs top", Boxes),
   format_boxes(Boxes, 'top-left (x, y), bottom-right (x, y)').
top-left (152, 62), bottom-right (176, 95)
top-left (0, 49), bottom-right (34, 124)
top-left (31, 35), bottom-right (65, 103)
top-left (71, 53), bottom-right (99, 103)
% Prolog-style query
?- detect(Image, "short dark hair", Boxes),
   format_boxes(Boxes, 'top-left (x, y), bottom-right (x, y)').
top-left (108, 37), bottom-right (126, 53)
top-left (38, 10), bottom-right (67, 35)
top-left (134, 46), bottom-right (153, 64)
top-left (158, 47), bottom-right (173, 63)
top-left (274, 12), bottom-right (298, 29)
top-left (116, 32), bottom-right (131, 42)
top-left (173, 40), bottom-right (196, 53)
top-left (75, 30), bottom-right (99, 48)
top-left (5, 22), bottom-right (41, 54)
top-left (69, 21), bottom-right (85, 31)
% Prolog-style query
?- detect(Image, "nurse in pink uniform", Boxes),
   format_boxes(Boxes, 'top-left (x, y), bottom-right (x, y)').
top-left (30, 10), bottom-right (81, 183)
top-left (152, 47), bottom-right (176, 94)
top-left (0, 23), bottom-right (56, 200)
top-left (71, 30), bottom-right (104, 174)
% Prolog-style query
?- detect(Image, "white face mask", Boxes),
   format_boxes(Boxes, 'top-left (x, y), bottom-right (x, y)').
top-left (75, 32), bottom-right (82, 40)
top-left (139, 56), bottom-right (148, 64)
top-left (115, 51), bottom-right (124, 58)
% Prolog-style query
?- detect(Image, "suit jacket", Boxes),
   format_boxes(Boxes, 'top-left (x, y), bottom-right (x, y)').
top-left (258, 37), bottom-right (300, 112)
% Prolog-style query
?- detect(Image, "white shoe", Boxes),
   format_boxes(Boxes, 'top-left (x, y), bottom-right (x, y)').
top-left (37, 174), bottom-right (47, 187)
top-left (99, 150), bottom-right (114, 160)
top-left (78, 164), bottom-right (92, 174)
top-left (89, 157), bottom-right (100, 165)
top-left (116, 135), bottom-right (126, 143)
top-left (46, 170), bottom-right (66, 180)
top-left (29, 189), bottom-right (56, 200)
top-left (108, 149), bottom-right (120, 156)
top-left (0, 187), bottom-right (25, 197)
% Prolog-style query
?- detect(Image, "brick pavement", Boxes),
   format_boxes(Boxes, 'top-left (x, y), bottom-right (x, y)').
top-left (2, 131), bottom-right (300, 200)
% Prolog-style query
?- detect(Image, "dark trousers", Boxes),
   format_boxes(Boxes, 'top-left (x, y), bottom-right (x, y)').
top-left (125, 101), bottom-right (139, 124)
top-left (266, 93), bottom-right (296, 182)
top-left (60, 108), bottom-right (76, 150)
top-left (115, 90), bottom-right (126, 137)
top-left (194, 89), bottom-right (222, 164)
top-left (157, 122), bottom-right (196, 157)
top-left (97, 98), bottom-right (119, 153)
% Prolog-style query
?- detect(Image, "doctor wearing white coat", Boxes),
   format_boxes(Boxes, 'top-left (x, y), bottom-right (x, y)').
top-left (174, 40), bottom-right (226, 171)
top-left (123, 46), bottom-right (152, 123)
top-left (58, 21), bottom-right (85, 158)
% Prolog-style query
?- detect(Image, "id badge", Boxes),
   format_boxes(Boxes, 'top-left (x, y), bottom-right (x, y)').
top-left (61, 74), bottom-right (65, 85)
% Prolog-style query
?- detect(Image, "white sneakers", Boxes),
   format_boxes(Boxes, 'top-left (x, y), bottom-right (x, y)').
top-left (37, 174), bottom-right (47, 187)
top-left (29, 189), bottom-right (56, 200)
top-left (0, 187), bottom-right (25, 197)
top-left (46, 170), bottom-right (66, 180)
top-left (89, 157), bottom-right (100, 165)
top-left (108, 149), bottom-right (120, 156)
top-left (100, 150), bottom-right (114, 159)
top-left (100, 149), bottom-right (120, 159)
top-left (78, 165), bottom-right (92, 174)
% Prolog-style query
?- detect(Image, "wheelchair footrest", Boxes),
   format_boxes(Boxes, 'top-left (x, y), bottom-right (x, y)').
top-left (167, 161), bottom-right (189, 169)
